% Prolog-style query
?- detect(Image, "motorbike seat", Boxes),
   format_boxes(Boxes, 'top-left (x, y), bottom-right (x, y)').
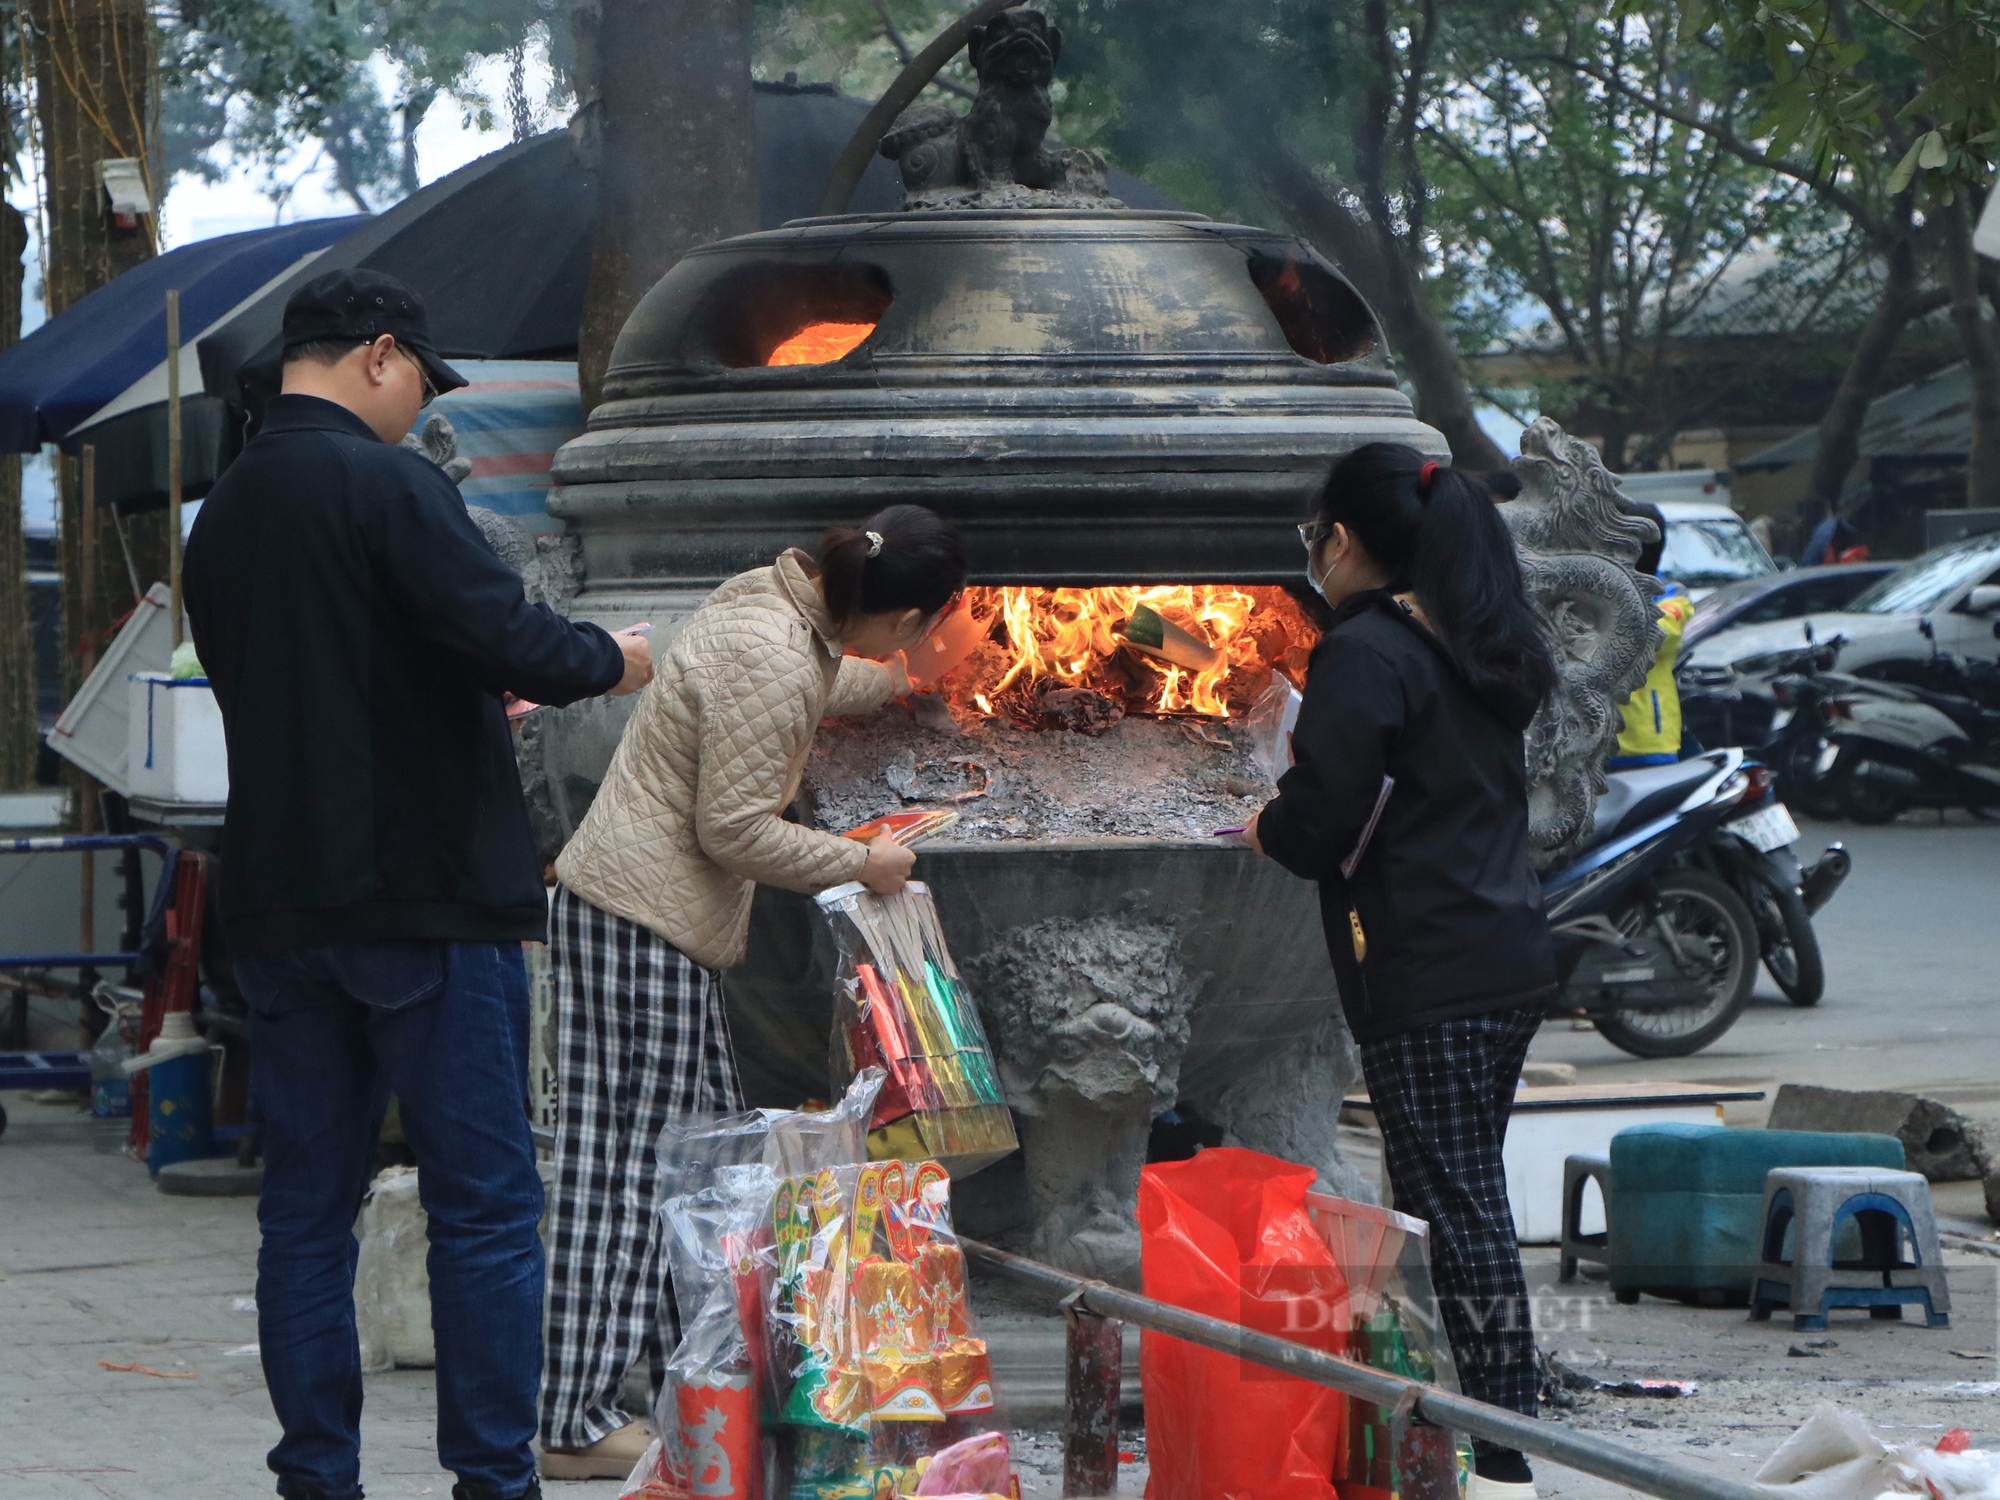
top-left (1587, 758), bottom-right (1722, 848)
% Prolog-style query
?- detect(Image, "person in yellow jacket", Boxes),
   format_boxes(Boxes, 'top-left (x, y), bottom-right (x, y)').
top-left (1611, 499), bottom-right (1696, 767)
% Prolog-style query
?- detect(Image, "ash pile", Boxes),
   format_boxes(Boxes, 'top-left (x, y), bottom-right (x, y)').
top-left (801, 585), bottom-right (1320, 844)
top-left (804, 700), bottom-right (1278, 843)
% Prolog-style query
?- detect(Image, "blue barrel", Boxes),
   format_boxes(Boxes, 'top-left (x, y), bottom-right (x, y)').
top-left (146, 1050), bottom-right (215, 1174)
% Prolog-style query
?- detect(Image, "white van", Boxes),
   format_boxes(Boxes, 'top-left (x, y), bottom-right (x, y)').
top-left (1616, 471), bottom-right (1777, 599)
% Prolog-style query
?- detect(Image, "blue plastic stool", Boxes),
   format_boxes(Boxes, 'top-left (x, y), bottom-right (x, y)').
top-left (1750, 1166), bottom-right (1951, 1330)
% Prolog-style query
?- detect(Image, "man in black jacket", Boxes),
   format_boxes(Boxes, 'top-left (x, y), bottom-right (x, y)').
top-left (185, 270), bottom-right (649, 1500)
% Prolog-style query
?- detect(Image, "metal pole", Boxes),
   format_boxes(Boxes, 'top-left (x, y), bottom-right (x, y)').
top-left (1063, 1308), bottom-right (1122, 1497)
top-left (77, 445), bottom-right (97, 959)
top-left (964, 1240), bottom-right (1767, 1500)
top-left (166, 288), bottom-right (183, 649)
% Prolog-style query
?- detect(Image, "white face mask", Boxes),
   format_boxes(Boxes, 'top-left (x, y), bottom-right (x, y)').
top-left (1306, 556), bottom-right (1335, 600)
top-left (1305, 533), bottom-right (1338, 600)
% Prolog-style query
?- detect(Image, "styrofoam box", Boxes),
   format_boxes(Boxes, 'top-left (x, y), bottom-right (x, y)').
top-left (45, 583), bottom-right (173, 794)
top-left (1505, 1096), bottom-right (1727, 1242)
top-left (126, 673), bottom-right (228, 803)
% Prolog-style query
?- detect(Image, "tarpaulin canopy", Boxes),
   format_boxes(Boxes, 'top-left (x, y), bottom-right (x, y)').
top-left (0, 215), bottom-right (363, 454)
top-left (430, 360), bottom-right (583, 531)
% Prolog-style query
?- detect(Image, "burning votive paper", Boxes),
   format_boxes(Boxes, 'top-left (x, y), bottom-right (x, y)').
top-left (818, 882), bottom-right (1018, 1179)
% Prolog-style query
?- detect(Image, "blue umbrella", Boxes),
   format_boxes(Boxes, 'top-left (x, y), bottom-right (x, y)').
top-left (0, 215), bottom-right (364, 454)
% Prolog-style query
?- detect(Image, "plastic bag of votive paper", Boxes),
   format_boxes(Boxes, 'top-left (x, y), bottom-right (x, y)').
top-left (1303, 1191), bottom-right (1467, 1499)
top-left (654, 1069), bottom-right (887, 1340)
top-left (756, 1157), bottom-right (1005, 1500)
top-left (818, 881), bottom-right (1017, 1178)
top-left (1245, 674), bottom-right (1303, 787)
top-left (628, 1072), bottom-right (889, 1500)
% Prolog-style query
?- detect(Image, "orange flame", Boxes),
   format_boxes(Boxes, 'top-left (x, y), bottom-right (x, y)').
top-left (948, 585), bottom-right (1313, 720)
top-left (767, 321), bottom-right (877, 366)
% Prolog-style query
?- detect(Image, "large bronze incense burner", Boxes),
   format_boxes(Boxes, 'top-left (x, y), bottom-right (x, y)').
top-left (527, 16), bottom-right (1653, 1283)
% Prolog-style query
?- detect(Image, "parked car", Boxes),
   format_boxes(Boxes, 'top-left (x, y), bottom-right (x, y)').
top-left (1684, 530), bottom-right (2000, 700)
top-left (1682, 563), bottom-right (1898, 651)
top-left (1616, 472), bottom-right (1780, 600)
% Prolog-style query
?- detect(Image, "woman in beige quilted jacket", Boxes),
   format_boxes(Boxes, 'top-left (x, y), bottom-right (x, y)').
top-left (538, 504), bottom-right (967, 1477)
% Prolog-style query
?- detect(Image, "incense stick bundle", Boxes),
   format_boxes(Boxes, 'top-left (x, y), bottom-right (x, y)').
top-left (816, 881), bottom-right (1018, 1173)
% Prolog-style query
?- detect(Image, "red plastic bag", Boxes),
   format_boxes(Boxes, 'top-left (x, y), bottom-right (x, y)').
top-left (1139, 1148), bottom-right (1349, 1500)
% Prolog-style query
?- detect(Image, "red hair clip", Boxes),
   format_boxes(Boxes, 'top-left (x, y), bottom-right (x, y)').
top-left (1418, 460), bottom-right (1440, 495)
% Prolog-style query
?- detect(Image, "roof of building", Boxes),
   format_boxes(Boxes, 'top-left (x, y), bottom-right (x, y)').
top-left (1740, 362), bottom-right (1970, 469)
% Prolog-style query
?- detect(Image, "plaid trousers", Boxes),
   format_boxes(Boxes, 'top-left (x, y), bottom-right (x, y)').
top-left (540, 884), bottom-right (744, 1450)
top-left (1358, 1005), bottom-right (1543, 1426)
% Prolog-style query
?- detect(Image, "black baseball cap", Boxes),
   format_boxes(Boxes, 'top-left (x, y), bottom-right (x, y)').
top-left (280, 269), bottom-right (469, 395)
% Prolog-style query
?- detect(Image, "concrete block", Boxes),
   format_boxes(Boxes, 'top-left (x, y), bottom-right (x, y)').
top-left (155, 1156), bottom-right (261, 1197)
top-left (1521, 1062), bottom-right (1578, 1088)
top-left (1767, 1084), bottom-right (1988, 1182)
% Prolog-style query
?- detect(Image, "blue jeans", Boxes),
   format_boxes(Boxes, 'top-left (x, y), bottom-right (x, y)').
top-left (238, 941), bottom-right (544, 1500)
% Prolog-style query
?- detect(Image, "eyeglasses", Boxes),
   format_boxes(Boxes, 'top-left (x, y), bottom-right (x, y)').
top-left (1298, 520), bottom-right (1329, 550)
top-left (906, 593), bottom-right (963, 648)
top-left (398, 346), bottom-right (439, 408)
top-left (368, 339), bottom-right (436, 407)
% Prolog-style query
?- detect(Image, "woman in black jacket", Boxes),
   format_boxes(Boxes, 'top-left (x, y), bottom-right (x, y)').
top-left (1246, 443), bottom-right (1559, 1500)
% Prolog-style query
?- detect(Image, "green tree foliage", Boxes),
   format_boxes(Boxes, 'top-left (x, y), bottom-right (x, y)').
top-left (163, 0), bottom-right (571, 212)
top-left (1593, 0), bottom-right (1998, 510)
top-left (1659, 0), bottom-right (2000, 197)
top-left (755, 2), bottom-right (1882, 468)
top-left (753, 0), bottom-right (978, 100)
top-left (1425, 9), bottom-right (1846, 468)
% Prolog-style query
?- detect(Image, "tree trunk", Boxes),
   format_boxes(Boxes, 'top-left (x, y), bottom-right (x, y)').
top-left (0, 202), bottom-right (31, 790)
top-left (1804, 239), bottom-right (1926, 530)
top-left (1944, 198), bottom-right (2000, 510)
top-left (1257, 146), bottom-right (1506, 470)
top-left (573, 0), bottom-right (759, 412)
top-left (28, 0), bottom-right (168, 705)
top-left (400, 88), bottom-right (435, 198)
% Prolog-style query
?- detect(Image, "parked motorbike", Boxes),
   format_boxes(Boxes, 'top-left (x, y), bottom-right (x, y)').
top-left (1544, 750), bottom-right (1762, 1057)
top-left (1827, 626), bottom-right (2000, 822)
top-left (1690, 771), bottom-right (1848, 1007)
top-left (1679, 633), bottom-right (1851, 819)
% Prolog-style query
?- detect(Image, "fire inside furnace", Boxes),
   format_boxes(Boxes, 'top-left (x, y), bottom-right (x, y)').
top-left (807, 584), bottom-right (1320, 843)
top-left (768, 321), bottom-right (878, 366)
top-left (937, 585), bottom-right (1317, 729)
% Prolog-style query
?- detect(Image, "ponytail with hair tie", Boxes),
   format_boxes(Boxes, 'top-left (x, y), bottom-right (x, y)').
top-left (817, 505), bottom-right (968, 627)
top-left (1305, 443), bottom-right (1558, 729)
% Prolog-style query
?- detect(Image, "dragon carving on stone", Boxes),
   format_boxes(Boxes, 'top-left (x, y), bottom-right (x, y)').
top-left (1502, 417), bottom-right (1663, 868)
top-left (966, 915), bottom-right (1193, 1286)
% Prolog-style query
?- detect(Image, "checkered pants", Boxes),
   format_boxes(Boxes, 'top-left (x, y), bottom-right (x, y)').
top-left (1358, 1005), bottom-right (1543, 1424)
top-left (540, 884), bottom-right (744, 1450)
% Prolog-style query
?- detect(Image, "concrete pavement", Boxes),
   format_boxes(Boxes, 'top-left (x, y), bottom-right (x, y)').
top-left (4, 814), bottom-right (1996, 1499)
top-left (1529, 813), bottom-right (2000, 1133)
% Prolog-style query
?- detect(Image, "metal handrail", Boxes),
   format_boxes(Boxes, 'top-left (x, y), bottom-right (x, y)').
top-left (964, 1238), bottom-right (1765, 1500)
top-left (0, 834), bottom-right (177, 972)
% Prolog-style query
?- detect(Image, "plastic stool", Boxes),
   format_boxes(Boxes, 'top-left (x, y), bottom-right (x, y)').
top-left (1558, 1152), bottom-right (1613, 1285)
top-left (1750, 1166), bottom-right (1951, 1331)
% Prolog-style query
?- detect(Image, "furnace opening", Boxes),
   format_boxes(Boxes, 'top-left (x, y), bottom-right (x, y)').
top-left (937, 585), bottom-right (1317, 729)
top-left (1247, 250), bottom-right (1377, 365)
top-left (680, 260), bottom-right (894, 368)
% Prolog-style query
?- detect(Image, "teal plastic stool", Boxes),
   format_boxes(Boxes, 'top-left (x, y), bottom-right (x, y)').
top-left (1604, 1124), bottom-right (1904, 1304)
